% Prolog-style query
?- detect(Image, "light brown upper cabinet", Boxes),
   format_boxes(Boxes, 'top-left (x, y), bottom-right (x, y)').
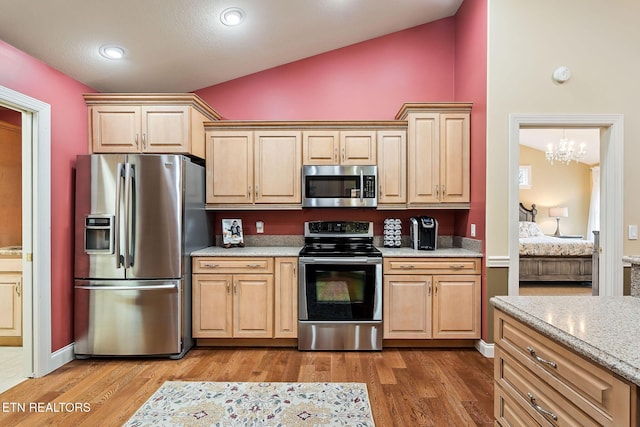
top-left (303, 130), bottom-right (376, 165)
top-left (84, 94), bottom-right (221, 159)
top-left (376, 130), bottom-right (407, 207)
top-left (205, 129), bottom-right (302, 207)
top-left (396, 103), bottom-right (471, 208)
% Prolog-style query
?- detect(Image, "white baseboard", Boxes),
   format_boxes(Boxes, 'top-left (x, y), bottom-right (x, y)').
top-left (475, 339), bottom-right (494, 358)
top-left (47, 343), bottom-right (75, 375)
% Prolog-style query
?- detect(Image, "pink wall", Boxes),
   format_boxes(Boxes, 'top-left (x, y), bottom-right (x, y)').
top-left (197, 19), bottom-right (456, 120)
top-left (0, 40), bottom-right (95, 352)
top-left (454, 0), bottom-right (488, 339)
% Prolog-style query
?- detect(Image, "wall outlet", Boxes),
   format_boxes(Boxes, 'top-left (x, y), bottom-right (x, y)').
top-left (470, 223), bottom-right (476, 237)
top-left (629, 224), bottom-right (638, 240)
top-left (256, 221), bottom-right (264, 234)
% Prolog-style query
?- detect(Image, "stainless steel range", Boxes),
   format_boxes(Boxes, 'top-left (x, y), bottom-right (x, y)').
top-left (298, 221), bottom-right (382, 351)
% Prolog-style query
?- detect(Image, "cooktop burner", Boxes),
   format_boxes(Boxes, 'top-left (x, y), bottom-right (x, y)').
top-left (299, 221), bottom-right (381, 257)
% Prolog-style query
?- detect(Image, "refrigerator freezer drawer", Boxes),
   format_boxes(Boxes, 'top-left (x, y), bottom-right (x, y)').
top-left (74, 280), bottom-right (181, 356)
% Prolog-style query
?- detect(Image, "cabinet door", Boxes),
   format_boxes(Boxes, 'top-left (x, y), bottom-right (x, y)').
top-left (233, 274), bottom-right (274, 338)
top-left (432, 275), bottom-right (480, 339)
top-left (254, 131), bottom-right (302, 204)
top-left (90, 105), bottom-right (141, 153)
top-left (340, 131), bottom-right (377, 165)
top-left (274, 258), bottom-right (298, 338)
top-left (142, 105), bottom-right (190, 154)
top-left (377, 130), bottom-right (406, 205)
top-left (0, 274), bottom-right (21, 338)
top-left (407, 113), bottom-right (439, 204)
top-left (439, 113), bottom-right (470, 203)
top-left (302, 130), bottom-right (339, 165)
top-left (192, 274), bottom-right (233, 338)
top-left (383, 275), bottom-right (432, 339)
top-left (205, 131), bottom-right (254, 204)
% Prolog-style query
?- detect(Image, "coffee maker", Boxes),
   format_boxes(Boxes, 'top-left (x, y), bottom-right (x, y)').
top-left (409, 216), bottom-right (438, 250)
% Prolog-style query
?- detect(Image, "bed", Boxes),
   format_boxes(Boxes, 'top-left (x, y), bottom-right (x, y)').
top-left (519, 203), bottom-right (595, 282)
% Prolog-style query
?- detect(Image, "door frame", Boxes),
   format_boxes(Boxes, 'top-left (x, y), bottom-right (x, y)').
top-left (509, 113), bottom-right (624, 297)
top-left (0, 85), bottom-right (52, 377)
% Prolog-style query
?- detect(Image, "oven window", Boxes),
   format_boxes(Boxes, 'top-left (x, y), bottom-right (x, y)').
top-left (304, 264), bottom-right (377, 320)
top-left (306, 176), bottom-right (360, 198)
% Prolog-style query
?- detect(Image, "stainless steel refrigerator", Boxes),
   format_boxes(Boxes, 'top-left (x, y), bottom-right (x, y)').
top-left (74, 154), bottom-right (210, 358)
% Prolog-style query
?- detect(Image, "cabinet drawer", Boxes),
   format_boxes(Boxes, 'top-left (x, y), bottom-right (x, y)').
top-left (496, 347), bottom-right (601, 426)
top-left (495, 311), bottom-right (631, 426)
top-left (383, 257), bottom-right (480, 274)
top-left (495, 384), bottom-right (543, 427)
top-left (193, 257), bottom-right (274, 274)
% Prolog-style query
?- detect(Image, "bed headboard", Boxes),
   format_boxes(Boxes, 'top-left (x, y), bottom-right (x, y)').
top-left (519, 203), bottom-right (537, 222)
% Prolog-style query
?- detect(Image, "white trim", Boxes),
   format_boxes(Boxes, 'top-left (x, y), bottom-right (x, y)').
top-left (486, 256), bottom-right (510, 268)
top-left (0, 85), bottom-right (53, 377)
top-left (509, 114), bottom-right (624, 297)
top-left (475, 340), bottom-right (494, 358)
top-left (50, 343), bottom-right (76, 371)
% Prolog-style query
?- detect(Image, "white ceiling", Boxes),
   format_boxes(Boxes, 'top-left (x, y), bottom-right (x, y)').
top-left (0, 0), bottom-right (463, 93)
top-left (519, 128), bottom-right (600, 165)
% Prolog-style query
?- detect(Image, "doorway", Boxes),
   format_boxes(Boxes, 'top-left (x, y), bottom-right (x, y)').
top-left (518, 127), bottom-right (599, 296)
top-left (0, 84), bottom-right (53, 384)
top-left (508, 114), bottom-right (624, 297)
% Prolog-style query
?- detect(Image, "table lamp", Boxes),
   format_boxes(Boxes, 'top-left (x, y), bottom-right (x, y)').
top-left (549, 207), bottom-right (569, 236)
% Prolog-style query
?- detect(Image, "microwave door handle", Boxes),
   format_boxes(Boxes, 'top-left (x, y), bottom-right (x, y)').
top-left (114, 163), bottom-right (124, 269)
top-left (360, 170), bottom-right (364, 203)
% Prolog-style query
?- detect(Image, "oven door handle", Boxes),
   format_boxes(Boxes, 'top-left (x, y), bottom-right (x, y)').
top-left (300, 257), bottom-right (381, 264)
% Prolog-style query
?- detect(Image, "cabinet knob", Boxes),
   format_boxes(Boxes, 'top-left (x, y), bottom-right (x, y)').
top-left (399, 265), bottom-right (415, 269)
top-left (449, 264), bottom-right (465, 269)
top-left (527, 393), bottom-right (558, 421)
top-left (15, 282), bottom-right (21, 297)
top-left (342, 147), bottom-right (345, 162)
top-left (135, 134), bottom-right (139, 147)
top-left (142, 133), bottom-right (147, 149)
top-left (226, 280), bottom-right (230, 294)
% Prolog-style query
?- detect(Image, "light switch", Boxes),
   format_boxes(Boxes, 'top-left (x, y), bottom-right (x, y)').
top-left (256, 221), bottom-right (264, 234)
top-left (470, 224), bottom-right (476, 237)
top-left (629, 225), bottom-right (638, 240)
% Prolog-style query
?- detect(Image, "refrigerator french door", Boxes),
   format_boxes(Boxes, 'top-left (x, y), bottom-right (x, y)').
top-left (74, 154), bottom-right (209, 358)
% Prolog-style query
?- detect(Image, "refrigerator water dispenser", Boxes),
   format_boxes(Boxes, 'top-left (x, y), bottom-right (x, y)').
top-left (85, 215), bottom-right (114, 253)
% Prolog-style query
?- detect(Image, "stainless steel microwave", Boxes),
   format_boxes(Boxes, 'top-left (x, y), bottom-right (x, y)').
top-left (302, 165), bottom-right (377, 207)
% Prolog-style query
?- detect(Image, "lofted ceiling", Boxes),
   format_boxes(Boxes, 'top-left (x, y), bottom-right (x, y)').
top-left (0, 0), bottom-right (464, 93)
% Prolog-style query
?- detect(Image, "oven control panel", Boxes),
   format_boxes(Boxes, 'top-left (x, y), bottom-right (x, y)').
top-left (306, 221), bottom-right (372, 235)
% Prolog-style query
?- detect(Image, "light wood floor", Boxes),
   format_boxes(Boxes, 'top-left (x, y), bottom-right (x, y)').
top-left (0, 347), bottom-right (495, 426)
top-left (519, 281), bottom-right (592, 296)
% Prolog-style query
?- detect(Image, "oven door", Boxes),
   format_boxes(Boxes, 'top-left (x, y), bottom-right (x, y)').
top-left (299, 257), bottom-right (382, 321)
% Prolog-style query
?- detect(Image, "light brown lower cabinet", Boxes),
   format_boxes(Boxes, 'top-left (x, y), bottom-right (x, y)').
top-left (0, 272), bottom-right (22, 343)
top-left (382, 257), bottom-right (481, 339)
top-left (192, 256), bottom-right (298, 339)
top-left (494, 309), bottom-right (636, 426)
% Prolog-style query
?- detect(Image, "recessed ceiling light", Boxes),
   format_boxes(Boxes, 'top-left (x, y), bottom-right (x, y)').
top-left (220, 7), bottom-right (245, 26)
top-left (99, 44), bottom-right (125, 60)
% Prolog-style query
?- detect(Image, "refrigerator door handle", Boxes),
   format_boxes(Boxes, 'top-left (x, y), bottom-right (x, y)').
top-left (115, 162), bottom-right (125, 269)
top-left (123, 162), bottom-right (133, 268)
top-left (75, 284), bottom-right (178, 291)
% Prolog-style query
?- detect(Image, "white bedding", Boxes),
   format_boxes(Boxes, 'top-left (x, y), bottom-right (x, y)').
top-left (518, 221), bottom-right (593, 256)
top-left (519, 235), bottom-right (594, 256)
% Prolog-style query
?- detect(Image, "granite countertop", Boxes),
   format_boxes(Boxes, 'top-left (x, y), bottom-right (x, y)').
top-left (622, 255), bottom-right (640, 265)
top-left (491, 295), bottom-right (640, 387)
top-left (378, 247), bottom-right (481, 257)
top-left (191, 246), bottom-right (303, 257)
top-left (192, 246), bottom-right (481, 258)
top-left (0, 246), bottom-right (22, 257)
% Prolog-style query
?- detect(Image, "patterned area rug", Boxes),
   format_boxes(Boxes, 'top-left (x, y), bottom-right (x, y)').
top-left (124, 381), bottom-right (375, 426)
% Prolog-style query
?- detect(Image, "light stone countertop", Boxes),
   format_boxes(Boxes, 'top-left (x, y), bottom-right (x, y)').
top-left (0, 246), bottom-right (22, 257)
top-left (378, 247), bottom-right (481, 257)
top-left (191, 246), bottom-right (481, 258)
top-left (622, 255), bottom-right (640, 265)
top-left (191, 246), bottom-right (303, 257)
top-left (491, 295), bottom-right (640, 387)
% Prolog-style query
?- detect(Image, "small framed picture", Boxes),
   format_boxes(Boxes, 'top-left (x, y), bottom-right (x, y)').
top-left (519, 165), bottom-right (532, 189)
top-left (222, 219), bottom-right (244, 247)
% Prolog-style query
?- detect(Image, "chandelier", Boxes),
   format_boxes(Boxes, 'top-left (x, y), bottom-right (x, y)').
top-left (545, 131), bottom-right (586, 165)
